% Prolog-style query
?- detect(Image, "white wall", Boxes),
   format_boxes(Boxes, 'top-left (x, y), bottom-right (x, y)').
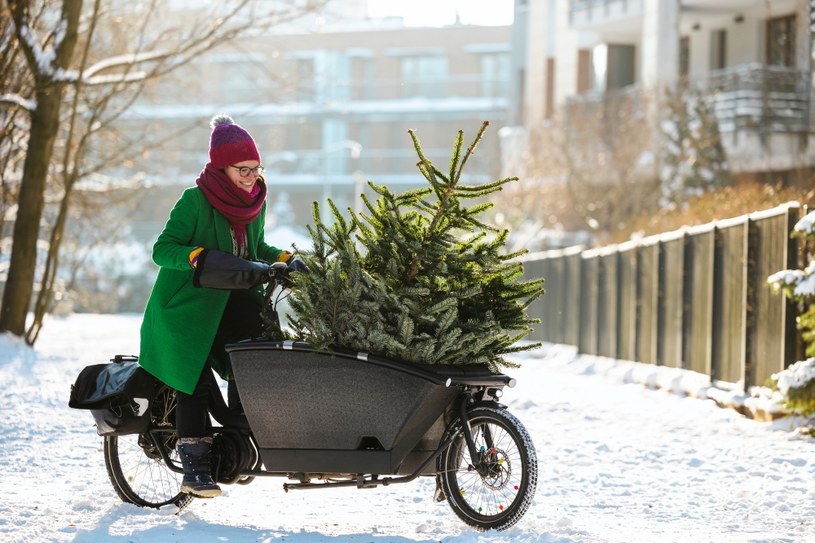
top-left (640, 0), bottom-right (679, 88)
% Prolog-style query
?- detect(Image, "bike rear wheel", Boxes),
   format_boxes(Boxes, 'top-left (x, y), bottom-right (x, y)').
top-left (437, 406), bottom-right (537, 531)
top-left (103, 386), bottom-right (193, 509)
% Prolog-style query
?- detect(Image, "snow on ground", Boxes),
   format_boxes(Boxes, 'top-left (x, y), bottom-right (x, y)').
top-left (1, 313), bottom-right (815, 543)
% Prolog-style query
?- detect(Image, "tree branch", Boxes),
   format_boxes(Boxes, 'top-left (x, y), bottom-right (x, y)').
top-left (0, 93), bottom-right (36, 112)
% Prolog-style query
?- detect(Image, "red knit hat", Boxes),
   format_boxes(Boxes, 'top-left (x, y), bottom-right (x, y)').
top-left (208, 114), bottom-right (261, 169)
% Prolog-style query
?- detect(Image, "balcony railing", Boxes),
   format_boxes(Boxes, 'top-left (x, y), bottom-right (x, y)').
top-left (569, 0), bottom-right (641, 27)
top-left (704, 63), bottom-right (812, 134)
top-left (570, 0), bottom-right (629, 9)
top-left (563, 64), bottom-right (812, 137)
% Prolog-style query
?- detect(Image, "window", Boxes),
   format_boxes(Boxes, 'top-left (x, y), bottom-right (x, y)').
top-left (577, 49), bottom-right (593, 94)
top-left (296, 58), bottom-right (315, 101)
top-left (711, 30), bottom-right (726, 70)
top-left (479, 53), bottom-right (510, 98)
top-left (580, 43), bottom-right (635, 93)
top-left (607, 44), bottom-right (635, 90)
top-left (351, 57), bottom-right (374, 100)
top-left (221, 60), bottom-right (264, 102)
top-left (401, 55), bottom-right (448, 98)
top-left (679, 36), bottom-right (689, 77)
top-left (766, 15), bottom-right (795, 67)
top-left (545, 57), bottom-right (556, 119)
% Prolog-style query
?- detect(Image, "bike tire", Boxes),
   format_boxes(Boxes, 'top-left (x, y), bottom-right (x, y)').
top-left (103, 386), bottom-right (193, 509)
top-left (437, 406), bottom-right (537, 531)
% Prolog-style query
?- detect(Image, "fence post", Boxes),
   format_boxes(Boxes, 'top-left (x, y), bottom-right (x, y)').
top-left (579, 249), bottom-right (600, 355)
top-left (598, 248), bottom-right (618, 358)
top-left (636, 240), bottom-right (660, 365)
top-left (657, 230), bottom-right (686, 368)
top-left (745, 203), bottom-right (801, 388)
top-left (617, 242), bottom-right (638, 361)
top-left (683, 225), bottom-right (716, 376)
top-left (711, 216), bottom-right (749, 388)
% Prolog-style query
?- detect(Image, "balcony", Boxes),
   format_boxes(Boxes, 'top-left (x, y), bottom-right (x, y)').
top-left (569, 0), bottom-right (644, 32)
top-left (563, 64), bottom-right (812, 137)
top-left (704, 63), bottom-right (812, 135)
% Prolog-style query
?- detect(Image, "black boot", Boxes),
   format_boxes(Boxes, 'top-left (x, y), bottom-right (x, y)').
top-left (177, 437), bottom-right (221, 498)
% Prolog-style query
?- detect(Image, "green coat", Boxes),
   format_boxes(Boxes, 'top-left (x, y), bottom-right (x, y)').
top-left (139, 186), bottom-right (283, 394)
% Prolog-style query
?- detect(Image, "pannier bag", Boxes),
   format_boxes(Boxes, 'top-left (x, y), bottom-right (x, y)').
top-left (69, 355), bottom-right (158, 436)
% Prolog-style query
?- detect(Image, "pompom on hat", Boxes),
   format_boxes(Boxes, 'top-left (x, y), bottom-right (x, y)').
top-left (208, 114), bottom-right (261, 169)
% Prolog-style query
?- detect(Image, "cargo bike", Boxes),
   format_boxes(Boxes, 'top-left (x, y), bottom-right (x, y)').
top-left (71, 263), bottom-right (538, 531)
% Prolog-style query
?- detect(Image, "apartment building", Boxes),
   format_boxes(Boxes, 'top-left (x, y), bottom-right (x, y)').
top-left (511, 0), bottom-right (813, 183)
top-left (119, 13), bottom-right (512, 232)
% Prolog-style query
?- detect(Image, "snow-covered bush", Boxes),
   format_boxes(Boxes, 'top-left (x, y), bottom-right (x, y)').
top-left (768, 210), bottom-right (815, 416)
top-left (770, 358), bottom-right (815, 417)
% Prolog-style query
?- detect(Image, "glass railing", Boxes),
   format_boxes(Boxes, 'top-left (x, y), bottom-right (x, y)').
top-left (569, 0), bottom-right (631, 13)
top-left (705, 63), bottom-right (811, 133)
top-left (561, 63), bottom-right (812, 135)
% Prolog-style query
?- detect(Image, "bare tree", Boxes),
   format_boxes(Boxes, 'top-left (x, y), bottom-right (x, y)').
top-left (660, 79), bottom-right (730, 205)
top-left (559, 89), bottom-right (662, 243)
top-left (0, 0), bottom-right (331, 342)
top-left (493, 88), bottom-right (662, 247)
top-left (488, 123), bottom-right (590, 252)
top-left (1, 0), bottom-right (83, 339)
top-left (0, 6), bottom-right (36, 258)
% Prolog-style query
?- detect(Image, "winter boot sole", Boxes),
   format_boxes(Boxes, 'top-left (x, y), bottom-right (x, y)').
top-left (181, 483), bottom-right (222, 498)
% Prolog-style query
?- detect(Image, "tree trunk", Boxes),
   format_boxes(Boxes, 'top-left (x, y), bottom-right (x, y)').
top-left (26, 173), bottom-right (73, 345)
top-left (0, 0), bottom-right (82, 338)
top-left (0, 92), bottom-right (64, 336)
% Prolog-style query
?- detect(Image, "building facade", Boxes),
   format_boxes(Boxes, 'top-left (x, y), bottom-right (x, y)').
top-left (119, 13), bottom-right (512, 233)
top-left (512, 0), bottom-right (813, 183)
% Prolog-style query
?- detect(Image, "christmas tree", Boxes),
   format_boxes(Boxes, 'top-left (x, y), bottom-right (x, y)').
top-left (286, 122), bottom-right (545, 372)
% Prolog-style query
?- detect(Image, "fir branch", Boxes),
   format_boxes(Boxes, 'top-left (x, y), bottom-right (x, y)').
top-left (456, 176), bottom-right (518, 192)
top-left (452, 121), bottom-right (489, 184)
top-left (448, 128), bottom-right (464, 182)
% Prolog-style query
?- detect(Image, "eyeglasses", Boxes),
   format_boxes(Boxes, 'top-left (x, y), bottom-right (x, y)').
top-left (229, 165), bottom-right (264, 177)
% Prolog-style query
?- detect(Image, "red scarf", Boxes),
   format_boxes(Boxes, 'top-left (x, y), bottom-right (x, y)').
top-left (195, 163), bottom-right (266, 253)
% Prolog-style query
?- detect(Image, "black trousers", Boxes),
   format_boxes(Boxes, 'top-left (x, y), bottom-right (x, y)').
top-left (176, 291), bottom-right (263, 438)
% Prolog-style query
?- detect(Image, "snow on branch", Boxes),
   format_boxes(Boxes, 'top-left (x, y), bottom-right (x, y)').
top-left (794, 210), bottom-right (815, 235)
top-left (17, 23), bottom-right (56, 76)
top-left (82, 50), bottom-right (172, 79)
top-left (83, 71), bottom-right (149, 86)
top-left (0, 94), bottom-right (36, 112)
top-left (14, 5), bottom-right (77, 82)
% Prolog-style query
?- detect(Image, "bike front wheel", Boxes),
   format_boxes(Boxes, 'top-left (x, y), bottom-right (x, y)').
top-left (103, 386), bottom-right (193, 509)
top-left (437, 406), bottom-right (537, 531)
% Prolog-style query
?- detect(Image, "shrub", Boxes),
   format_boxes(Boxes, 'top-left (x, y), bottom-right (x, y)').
top-left (770, 358), bottom-right (815, 417)
top-left (768, 209), bottom-right (815, 416)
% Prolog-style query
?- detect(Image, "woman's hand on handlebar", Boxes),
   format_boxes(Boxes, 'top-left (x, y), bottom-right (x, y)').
top-left (285, 256), bottom-right (308, 274)
top-left (193, 249), bottom-right (275, 289)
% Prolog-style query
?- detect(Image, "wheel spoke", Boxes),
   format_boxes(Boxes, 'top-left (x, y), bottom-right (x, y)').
top-left (108, 433), bottom-right (186, 506)
top-left (438, 407), bottom-right (537, 530)
top-left (455, 422), bottom-right (522, 515)
top-left (103, 386), bottom-right (193, 509)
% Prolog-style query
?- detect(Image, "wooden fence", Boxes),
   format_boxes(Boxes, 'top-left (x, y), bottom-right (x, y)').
top-left (521, 202), bottom-right (805, 390)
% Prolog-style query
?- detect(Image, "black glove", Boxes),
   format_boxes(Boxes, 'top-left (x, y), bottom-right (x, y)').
top-left (193, 249), bottom-right (272, 289)
top-left (286, 256), bottom-right (309, 274)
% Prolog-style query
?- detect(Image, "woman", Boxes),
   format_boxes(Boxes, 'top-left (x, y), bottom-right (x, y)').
top-left (139, 114), bottom-right (290, 498)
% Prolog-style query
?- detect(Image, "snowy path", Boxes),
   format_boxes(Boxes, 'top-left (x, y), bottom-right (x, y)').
top-left (1, 314), bottom-right (814, 543)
